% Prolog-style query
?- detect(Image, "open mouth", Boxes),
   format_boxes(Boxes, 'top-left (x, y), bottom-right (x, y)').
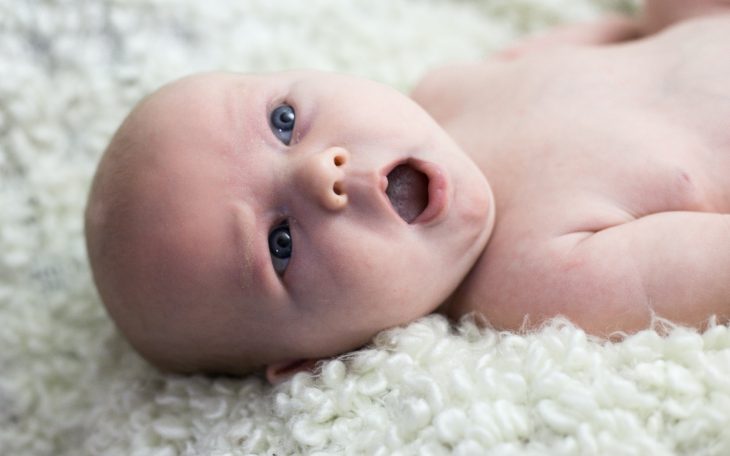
top-left (385, 163), bottom-right (429, 224)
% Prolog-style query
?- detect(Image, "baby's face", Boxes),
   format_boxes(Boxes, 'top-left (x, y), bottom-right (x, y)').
top-left (93, 71), bottom-right (494, 374)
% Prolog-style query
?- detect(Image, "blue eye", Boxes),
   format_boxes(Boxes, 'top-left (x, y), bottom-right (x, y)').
top-left (270, 104), bottom-right (295, 145)
top-left (268, 223), bottom-right (292, 275)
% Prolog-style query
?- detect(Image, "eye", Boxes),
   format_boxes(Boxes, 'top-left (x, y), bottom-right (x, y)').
top-left (268, 222), bottom-right (292, 275)
top-left (270, 104), bottom-right (295, 145)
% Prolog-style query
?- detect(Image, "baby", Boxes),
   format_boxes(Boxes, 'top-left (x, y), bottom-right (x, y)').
top-left (85, 0), bottom-right (730, 382)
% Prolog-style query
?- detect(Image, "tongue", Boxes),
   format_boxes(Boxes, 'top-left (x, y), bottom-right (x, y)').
top-left (385, 164), bottom-right (429, 223)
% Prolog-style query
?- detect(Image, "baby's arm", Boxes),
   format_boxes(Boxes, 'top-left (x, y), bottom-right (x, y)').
top-left (556, 211), bottom-right (730, 332)
top-left (482, 211), bottom-right (730, 335)
top-left (641, 0), bottom-right (730, 35)
top-left (496, 0), bottom-right (730, 61)
top-left (494, 16), bottom-right (640, 61)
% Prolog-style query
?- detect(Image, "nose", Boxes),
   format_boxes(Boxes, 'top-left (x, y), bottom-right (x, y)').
top-left (295, 146), bottom-right (350, 211)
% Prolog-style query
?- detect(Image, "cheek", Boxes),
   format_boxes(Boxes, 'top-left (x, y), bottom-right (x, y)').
top-left (310, 229), bottom-right (380, 289)
top-left (320, 226), bottom-right (431, 297)
top-left (294, 224), bottom-right (442, 337)
top-left (293, 223), bottom-right (384, 301)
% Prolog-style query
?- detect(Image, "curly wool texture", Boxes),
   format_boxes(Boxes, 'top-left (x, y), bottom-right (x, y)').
top-left (275, 316), bottom-right (730, 455)
top-left (4, 0), bottom-right (730, 454)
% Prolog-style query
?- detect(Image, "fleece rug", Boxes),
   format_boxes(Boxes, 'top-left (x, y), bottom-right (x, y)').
top-left (3, 0), bottom-right (730, 454)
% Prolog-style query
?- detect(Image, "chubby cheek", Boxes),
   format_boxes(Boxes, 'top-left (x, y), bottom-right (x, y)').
top-left (302, 232), bottom-right (381, 298)
top-left (332, 235), bottom-right (438, 319)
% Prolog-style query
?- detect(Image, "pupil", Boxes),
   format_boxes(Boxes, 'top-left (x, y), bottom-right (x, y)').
top-left (279, 111), bottom-right (293, 125)
top-left (276, 233), bottom-right (290, 248)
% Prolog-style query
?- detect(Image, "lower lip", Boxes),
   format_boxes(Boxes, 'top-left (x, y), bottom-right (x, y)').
top-left (411, 159), bottom-right (449, 225)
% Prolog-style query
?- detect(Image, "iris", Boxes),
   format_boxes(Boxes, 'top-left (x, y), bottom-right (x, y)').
top-left (270, 104), bottom-right (295, 145)
top-left (268, 223), bottom-right (292, 274)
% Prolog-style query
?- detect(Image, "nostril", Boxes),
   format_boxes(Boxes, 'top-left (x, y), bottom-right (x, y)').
top-left (333, 181), bottom-right (343, 196)
top-left (334, 155), bottom-right (346, 167)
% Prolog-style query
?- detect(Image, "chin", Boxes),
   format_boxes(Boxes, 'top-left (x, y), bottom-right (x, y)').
top-left (449, 172), bottom-right (495, 258)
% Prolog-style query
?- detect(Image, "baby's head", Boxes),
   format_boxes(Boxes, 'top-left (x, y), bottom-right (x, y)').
top-left (85, 70), bottom-right (494, 381)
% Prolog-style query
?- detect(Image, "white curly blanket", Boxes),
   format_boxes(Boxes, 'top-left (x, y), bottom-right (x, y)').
top-left (3, 0), bottom-right (730, 454)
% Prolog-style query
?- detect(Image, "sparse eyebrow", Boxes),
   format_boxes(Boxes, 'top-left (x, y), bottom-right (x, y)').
top-left (232, 202), bottom-right (259, 293)
top-left (225, 76), bottom-right (284, 298)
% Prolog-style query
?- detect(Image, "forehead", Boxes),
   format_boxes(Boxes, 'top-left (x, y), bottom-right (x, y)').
top-left (144, 73), bottom-right (289, 291)
top-left (139, 73), bottom-right (242, 153)
top-left (130, 73), bottom-right (275, 200)
top-left (122, 75), bottom-right (255, 274)
top-left (145, 72), bottom-right (294, 161)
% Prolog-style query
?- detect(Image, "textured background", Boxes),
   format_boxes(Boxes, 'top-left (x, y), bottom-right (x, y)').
top-left (5, 1), bottom-right (730, 455)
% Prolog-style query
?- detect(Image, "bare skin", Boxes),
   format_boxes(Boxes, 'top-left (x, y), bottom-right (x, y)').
top-left (419, 10), bottom-right (730, 336)
top-left (85, 1), bottom-right (730, 382)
